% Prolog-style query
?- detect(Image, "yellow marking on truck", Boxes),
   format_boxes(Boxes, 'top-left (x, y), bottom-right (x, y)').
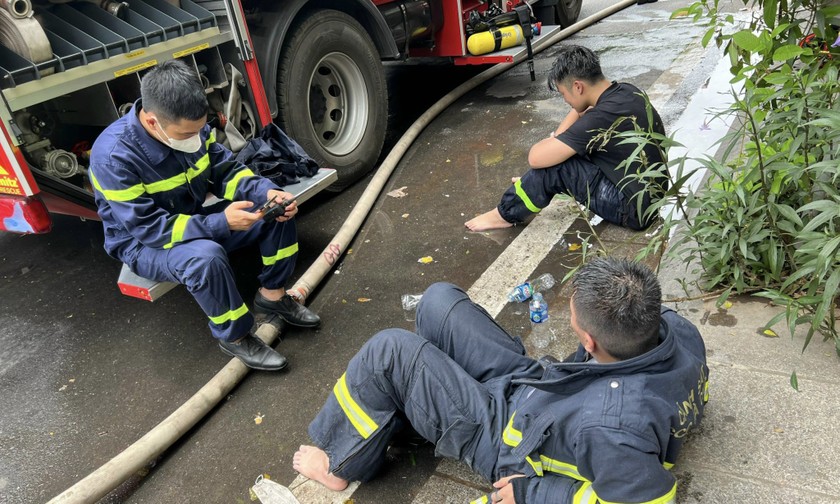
top-left (114, 60), bottom-right (158, 77)
top-left (123, 50), bottom-right (147, 60)
top-left (0, 165), bottom-right (8, 175)
top-left (0, 174), bottom-right (23, 195)
top-left (173, 43), bottom-right (210, 58)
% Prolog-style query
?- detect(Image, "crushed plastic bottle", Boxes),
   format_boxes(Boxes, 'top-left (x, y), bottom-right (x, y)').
top-left (529, 292), bottom-right (553, 350)
top-left (508, 273), bottom-right (556, 303)
top-left (401, 294), bottom-right (423, 322)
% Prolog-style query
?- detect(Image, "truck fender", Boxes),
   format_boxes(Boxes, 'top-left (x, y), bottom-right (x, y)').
top-left (250, 0), bottom-right (400, 118)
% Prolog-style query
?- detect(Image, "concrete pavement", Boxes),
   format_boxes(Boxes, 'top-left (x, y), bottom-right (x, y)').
top-left (293, 7), bottom-right (840, 497)
top-left (2, 0), bottom-right (836, 501)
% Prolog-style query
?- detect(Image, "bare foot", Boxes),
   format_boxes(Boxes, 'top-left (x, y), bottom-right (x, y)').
top-left (293, 445), bottom-right (349, 491)
top-left (465, 208), bottom-right (514, 232)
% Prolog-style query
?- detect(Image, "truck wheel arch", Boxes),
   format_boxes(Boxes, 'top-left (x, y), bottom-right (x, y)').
top-left (250, 0), bottom-right (399, 119)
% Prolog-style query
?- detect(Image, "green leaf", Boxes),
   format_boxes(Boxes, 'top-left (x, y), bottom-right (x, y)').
top-left (732, 30), bottom-right (762, 52)
top-left (670, 7), bottom-right (690, 19)
top-left (772, 44), bottom-right (805, 62)
top-left (799, 199), bottom-right (838, 214)
top-left (790, 371), bottom-right (799, 392)
top-left (702, 26), bottom-right (715, 48)
top-left (773, 204), bottom-right (802, 227)
top-left (763, 0), bottom-right (777, 29)
top-left (812, 269), bottom-right (840, 333)
top-left (763, 72), bottom-right (791, 85)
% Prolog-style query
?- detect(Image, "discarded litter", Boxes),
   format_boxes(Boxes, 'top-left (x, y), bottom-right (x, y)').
top-left (418, 256), bottom-right (434, 264)
top-left (508, 273), bottom-right (556, 303)
top-left (401, 294), bottom-right (422, 322)
top-left (401, 294), bottom-right (422, 311)
top-left (387, 186), bottom-right (408, 198)
top-left (251, 475), bottom-right (300, 504)
top-left (254, 413), bottom-right (264, 425)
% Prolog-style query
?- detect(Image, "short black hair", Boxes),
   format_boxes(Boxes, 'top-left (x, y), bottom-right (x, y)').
top-left (140, 59), bottom-right (208, 125)
top-left (548, 45), bottom-right (606, 91)
top-left (571, 257), bottom-right (661, 360)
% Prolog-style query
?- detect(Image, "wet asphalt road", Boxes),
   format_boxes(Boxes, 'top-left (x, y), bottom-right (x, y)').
top-left (0, 1), bottom-right (727, 502)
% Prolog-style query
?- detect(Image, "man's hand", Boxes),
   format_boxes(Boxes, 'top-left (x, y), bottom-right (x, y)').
top-left (266, 189), bottom-right (298, 222)
top-left (491, 474), bottom-right (525, 504)
top-left (224, 200), bottom-right (261, 231)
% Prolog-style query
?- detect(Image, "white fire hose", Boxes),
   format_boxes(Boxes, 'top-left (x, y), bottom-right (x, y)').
top-left (47, 1), bottom-right (639, 502)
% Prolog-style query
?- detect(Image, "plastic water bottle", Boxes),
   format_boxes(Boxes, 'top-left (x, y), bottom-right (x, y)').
top-left (529, 292), bottom-right (553, 350)
top-left (508, 273), bottom-right (556, 303)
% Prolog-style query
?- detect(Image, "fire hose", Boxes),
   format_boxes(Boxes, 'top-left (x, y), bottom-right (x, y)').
top-left (47, 1), bottom-right (640, 502)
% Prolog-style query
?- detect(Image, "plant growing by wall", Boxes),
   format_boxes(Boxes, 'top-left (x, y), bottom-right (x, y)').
top-left (611, 0), bottom-right (839, 356)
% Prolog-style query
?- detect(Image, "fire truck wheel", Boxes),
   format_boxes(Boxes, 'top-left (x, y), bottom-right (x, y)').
top-left (556, 0), bottom-right (582, 27)
top-left (277, 9), bottom-right (387, 191)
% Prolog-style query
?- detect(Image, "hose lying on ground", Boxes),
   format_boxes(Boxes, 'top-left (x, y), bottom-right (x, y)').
top-left (47, 1), bottom-right (639, 502)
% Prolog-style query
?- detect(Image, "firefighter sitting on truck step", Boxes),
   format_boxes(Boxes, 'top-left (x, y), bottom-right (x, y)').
top-left (465, 45), bottom-right (667, 232)
top-left (88, 59), bottom-right (319, 371)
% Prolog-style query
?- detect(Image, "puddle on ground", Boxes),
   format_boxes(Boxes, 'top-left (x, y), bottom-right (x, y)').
top-left (700, 309), bottom-right (737, 327)
top-left (486, 78), bottom-right (531, 99)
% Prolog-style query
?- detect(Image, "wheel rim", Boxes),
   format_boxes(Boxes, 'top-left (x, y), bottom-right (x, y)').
top-left (307, 52), bottom-right (369, 157)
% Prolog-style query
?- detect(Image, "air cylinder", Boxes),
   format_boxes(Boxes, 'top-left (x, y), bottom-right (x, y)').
top-left (467, 25), bottom-right (524, 56)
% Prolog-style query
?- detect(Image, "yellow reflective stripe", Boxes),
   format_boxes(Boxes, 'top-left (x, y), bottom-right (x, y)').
top-left (188, 134), bottom-right (214, 178)
top-left (663, 462), bottom-right (674, 470)
top-left (145, 172), bottom-right (188, 194)
top-left (224, 167), bottom-right (255, 200)
top-left (540, 455), bottom-right (588, 482)
top-left (163, 214), bottom-right (191, 249)
top-left (469, 496), bottom-right (489, 504)
top-left (262, 243), bottom-right (299, 266)
top-left (573, 482), bottom-right (598, 504)
top-left (146, 153), bottom-right (211, 194)
top-left (526, 455), bottom-right (545, 476)
top-left (598, 482), bottom-right (677, 504)
top-left (703, 380), bottom-right (710, 402)
top-left (502, 412), bottom-right (522, 447)
top-left (514, 179), bottom-right (540, 213)
top-left (208, 303), bottom-right (249, 325)
top-left (188, 153), bottom-right (211, 180)
top-left (333, 373), bottom-right (378, 439)
top-left (89, 169), bottom-right (145, 202)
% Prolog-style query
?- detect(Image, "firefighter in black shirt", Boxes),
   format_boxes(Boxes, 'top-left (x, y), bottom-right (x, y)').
top-left (466, 45), bottom-right (667, 232)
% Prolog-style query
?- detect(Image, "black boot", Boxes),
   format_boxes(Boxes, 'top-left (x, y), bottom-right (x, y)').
top-left (219, 334), bottom-right (288, 371)
top-left (253, 292), bottom-right (321, 328)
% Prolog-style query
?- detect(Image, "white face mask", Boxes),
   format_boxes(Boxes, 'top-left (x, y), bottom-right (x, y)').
top-left (153, 119), bottom-right (202, 153)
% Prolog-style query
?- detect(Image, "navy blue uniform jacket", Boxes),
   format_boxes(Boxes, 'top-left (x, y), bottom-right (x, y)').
top-left (88, 101), bottom-right (277, 264)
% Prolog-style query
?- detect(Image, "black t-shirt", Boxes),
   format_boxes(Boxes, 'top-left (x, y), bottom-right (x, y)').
top-left (556, 82), bottom-right (666, 199)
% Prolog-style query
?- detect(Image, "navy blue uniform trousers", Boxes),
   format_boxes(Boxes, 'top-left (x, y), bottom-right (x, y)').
top-left (498, 157), bottom-right (649, 231)
top-left (128, 217), bottom-right (297, 342)
top-left (308, 282), bottom-right (543, 483)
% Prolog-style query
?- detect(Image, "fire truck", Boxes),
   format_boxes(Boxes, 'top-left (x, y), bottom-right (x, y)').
top-left (0, 0), bottom-right (580, 235)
